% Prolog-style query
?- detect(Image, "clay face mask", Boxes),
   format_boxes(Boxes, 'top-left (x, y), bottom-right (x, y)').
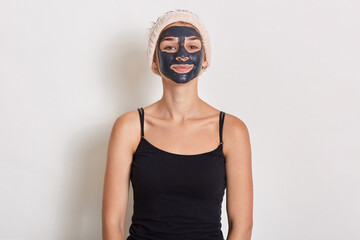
top-left (157, 26), bottom-right (204, 84)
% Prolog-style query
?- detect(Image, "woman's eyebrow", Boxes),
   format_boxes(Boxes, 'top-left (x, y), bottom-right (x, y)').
top-left (161, 37), bottom-right (178, 41)
top-left (186, 36), bottom-right (200, 40)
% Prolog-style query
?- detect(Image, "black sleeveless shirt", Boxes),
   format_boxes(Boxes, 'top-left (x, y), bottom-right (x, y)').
top-left (127, 107), bottom-right (227, 240)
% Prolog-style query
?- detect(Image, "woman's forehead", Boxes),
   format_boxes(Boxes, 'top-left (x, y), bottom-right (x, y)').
top-left (159, 25), bottom-right (201, 42)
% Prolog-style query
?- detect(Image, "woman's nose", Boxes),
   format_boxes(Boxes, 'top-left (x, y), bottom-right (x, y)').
top-left (176, 44), bottom-right (189, 60)
top-left (176, 56), bottom-right (189, 61)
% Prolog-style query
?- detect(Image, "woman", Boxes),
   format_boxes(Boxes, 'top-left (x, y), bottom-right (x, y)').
top-left (102, 9), bottom-right (253, 240)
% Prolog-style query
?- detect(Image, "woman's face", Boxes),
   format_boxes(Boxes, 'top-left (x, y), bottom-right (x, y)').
top-left (155, 23), bottom-right (205, 84)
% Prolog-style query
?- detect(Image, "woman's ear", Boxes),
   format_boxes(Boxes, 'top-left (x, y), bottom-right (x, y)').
top-left (202, 59), bottom-right (208, 70)
top-left (151, 61), bottom-right (160, 75)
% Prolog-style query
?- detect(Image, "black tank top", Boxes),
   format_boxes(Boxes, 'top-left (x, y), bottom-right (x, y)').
top-left (127, 107), bottom-right (227, 240)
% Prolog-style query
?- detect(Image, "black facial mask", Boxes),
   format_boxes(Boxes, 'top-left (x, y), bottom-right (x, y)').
top-left (157, 26), bottom-right (204, 84)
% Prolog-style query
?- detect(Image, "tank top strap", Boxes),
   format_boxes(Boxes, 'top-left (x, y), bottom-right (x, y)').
top-left (137, 107), bottom-right (144, 138)
top-left (219, 111), bottom-right (225, 145)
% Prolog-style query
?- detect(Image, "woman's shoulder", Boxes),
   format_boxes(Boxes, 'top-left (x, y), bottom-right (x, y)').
top-left (221, 111), bottom-right (250, 143)
top-left (112, 108), bottom-right (142, 131)
top-left (222, 111), bottom-right (248, 126)
top-left (218, 111), bottom-right (251, 160)
top-left (110, 108), bottom-right (143, 153)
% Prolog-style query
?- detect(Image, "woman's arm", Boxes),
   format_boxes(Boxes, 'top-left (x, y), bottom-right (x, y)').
top-left (102, 112), bottom-right (138, 240)
top-left (224, 115), bottom-right (253, 240)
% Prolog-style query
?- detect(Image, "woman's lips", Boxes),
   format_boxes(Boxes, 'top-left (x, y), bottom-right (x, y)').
top-left (170, 64), bottom-right (194, 73)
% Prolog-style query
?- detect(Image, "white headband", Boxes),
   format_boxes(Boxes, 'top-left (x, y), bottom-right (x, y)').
top-left (147, 9), bottom-right (211, 70)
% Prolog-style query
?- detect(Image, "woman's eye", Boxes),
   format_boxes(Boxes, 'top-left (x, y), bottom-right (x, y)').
top-left (189, 45), bottom-right (199, 50)
top-left (164, 46), bottom-right (175, 50)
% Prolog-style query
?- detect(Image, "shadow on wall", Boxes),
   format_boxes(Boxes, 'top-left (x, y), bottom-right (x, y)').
top-left (59, 30), bottom-right (150, 240)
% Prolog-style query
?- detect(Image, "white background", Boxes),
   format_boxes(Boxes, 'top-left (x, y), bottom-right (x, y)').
top-left (1, 0), bottom-right (359, 239)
